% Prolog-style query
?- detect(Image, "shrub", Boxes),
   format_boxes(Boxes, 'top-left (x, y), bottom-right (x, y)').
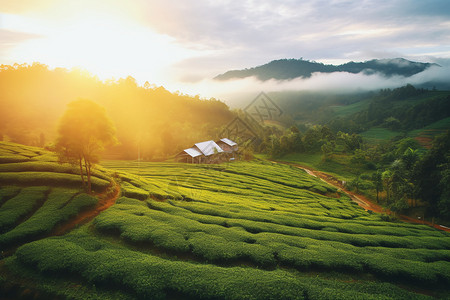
top-left (0, 186), bottom-right (49, 233)
top-left (0, 172), bottom-right (109, 190)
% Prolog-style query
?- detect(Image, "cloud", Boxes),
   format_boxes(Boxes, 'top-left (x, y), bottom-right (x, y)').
top-left (170, 62), bottom-right (450, 107)
top-left (137, 0), bottom-right (450, 81)
top-left (0, 28), bottom-right (41, 59)
top-left (1, 0), bottom-right (449, 88)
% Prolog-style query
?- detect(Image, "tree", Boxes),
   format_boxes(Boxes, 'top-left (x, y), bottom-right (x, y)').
top-left (303, 126), bottom-right (323, 152)
top-left (438, 155), bottom-right (450, 218)
top-left (321, 141), bottom-right (335, 161)
top-left (382, 170), bottom-right (393, 203)
top-left (56, 99), bottom-right (117, 193)
top-left (268, 134), bottom-right (282, 158)
top-left (383, 116), bottom-right (401, 131)
top-left (350, 173), bottom-right (362, 193)
top-left (337, 132), bottom-right (362, 153)
top-left (414, 131), bottom-right (450, 217)
top-left (371, 171), bottom-right (383, 203)
top-left (351, 149), bottom-right (367, 166)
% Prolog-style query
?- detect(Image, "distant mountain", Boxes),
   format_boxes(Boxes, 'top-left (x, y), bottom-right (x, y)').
top-left (214, 58), bottom-right (439, 81)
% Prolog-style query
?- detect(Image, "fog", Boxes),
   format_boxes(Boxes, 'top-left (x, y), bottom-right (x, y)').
top-left (171, 61), bottom-right (450, 108)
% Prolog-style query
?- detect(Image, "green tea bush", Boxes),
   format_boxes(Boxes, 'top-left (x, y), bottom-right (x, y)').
top-left (0, 172), bottom-right (109, 189)
top-left (0, 161), bottom-right (75, 173)
top-left (94, 196), bottom-right (450, 284)
top-left (0, 155), bottom-right (30, 163)
top-left (0, 186), bottom-right (21, 207)
top-left (14, 235), bottom-right (308, 300)
top-left (12, 232), bottom-right (433, 299)
top-left (0, 190), bottom-right (97, 247)
top-left (1, 149), bottom-right (446, 298)
top-left (121, 181), bottom-right (149, 200)
top-left (0, 186), bottom-right (48, 233)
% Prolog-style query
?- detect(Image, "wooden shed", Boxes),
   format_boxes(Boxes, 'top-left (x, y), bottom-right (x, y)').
top-left (176, 138), bottom-right (238, 163)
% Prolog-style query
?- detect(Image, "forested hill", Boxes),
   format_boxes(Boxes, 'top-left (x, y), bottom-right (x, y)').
top-left (214, 58), bottom-right (438, 81)
top-left (268, 84), bottom-right (450, 134)
top-left (0, 63), bottom-right (234, 160)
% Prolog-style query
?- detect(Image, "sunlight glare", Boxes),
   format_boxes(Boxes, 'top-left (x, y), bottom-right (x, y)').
top-left (4, 13), bottom-right (196, 83)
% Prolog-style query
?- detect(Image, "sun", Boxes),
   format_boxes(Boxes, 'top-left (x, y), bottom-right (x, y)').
top-left (3, 11), bottom-right (195, 84)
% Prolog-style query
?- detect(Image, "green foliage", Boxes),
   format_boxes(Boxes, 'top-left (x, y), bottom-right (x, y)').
top-left (56, 99), bottom-right (117, 193)
top-left (0, 189), bottom-right (97, 247)
top-left (0, 156), bottom-right (30, 163)
top-left (414, 131), bottom-right (450, 217)
top-left (0, 172), bottom-right (109, 190)
top-left (359, 127), bottom-right (402, 144)
top-left (1, 143), bottom-right (449, 298)
top-left (337, 132), bottom-right (362, 153)
top-left (10, 230), bottom-right (434, 300)
top-left (438, 156), bottom-right (450, 218)
top-left (0, 142), bottom-right (104, 247)
top-left (0, 186), bottom-right (21, 206)
top-left (0, 186), bottom-right (48, 233)
top-left (94, 160), bottom-right (450, 290)
top-left (0, 141), bottom-right (113, 188)
top-left (13, 233), bottom-right (308, 300)
top-left (383, 117), bottom-right (402, 131)
top-left (0, 63), bottom-right (234, 159)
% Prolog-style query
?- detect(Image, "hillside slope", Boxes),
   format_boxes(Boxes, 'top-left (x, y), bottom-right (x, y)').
top-left (0, 142), bottom-right (114, 251)
top-left (264, 85), bottom-right (450, 137)
top-left (0, 63), bottom-right (234, 160)
top-left (1, 150), bottom-right (449, 299)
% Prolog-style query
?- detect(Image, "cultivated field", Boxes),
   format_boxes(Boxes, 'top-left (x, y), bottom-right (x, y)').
top-left (1, 142), bottom-right (449, 299)
top-left (0, 142), bottom-right (111, 250)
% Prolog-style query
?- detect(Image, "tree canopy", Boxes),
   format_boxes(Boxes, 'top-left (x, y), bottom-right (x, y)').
top-left (56, 99), bottom-right (117, 193)
top-left (0, 63), bottom-right (234, 159)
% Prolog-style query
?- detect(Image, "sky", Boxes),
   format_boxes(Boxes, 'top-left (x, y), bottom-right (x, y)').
top-left (1, 0), bottom-right (450, 100)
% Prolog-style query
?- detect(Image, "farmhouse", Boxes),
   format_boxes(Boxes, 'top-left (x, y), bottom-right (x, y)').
top-left (176, 138), bottom-right (238, 163)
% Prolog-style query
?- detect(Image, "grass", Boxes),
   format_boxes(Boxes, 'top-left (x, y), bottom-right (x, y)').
top-left (332, 99), bottom-right (371, 117)
top-left (279, 153), bottom-right (368, 182)
top-left (360, 116), bottom-right (450, 147)
top-left (1, 142), bottom-right (449, 299)
top-left (359, 127), bottom-right (403, 144)
top-left (414, 116), bottom-right (450, 131)
top-left (408, 117), bottom-right (450, 148)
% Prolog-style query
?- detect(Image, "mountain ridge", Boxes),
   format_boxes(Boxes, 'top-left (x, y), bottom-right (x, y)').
top-left (214, 58), bottom-right (439, 81)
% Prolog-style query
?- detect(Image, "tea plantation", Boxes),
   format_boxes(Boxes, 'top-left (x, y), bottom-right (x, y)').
top-left (1, 142), bottom-right (449, 299)
top-left (0, 142), bottom-right (112, 249)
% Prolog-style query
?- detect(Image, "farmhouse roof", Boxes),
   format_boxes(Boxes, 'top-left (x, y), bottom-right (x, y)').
top-left (219, 138), bottom-right (237, 147)
top-left (195, 140), bottom-right (224, 156)
top-left (183, 147), bottom-right (203, 158)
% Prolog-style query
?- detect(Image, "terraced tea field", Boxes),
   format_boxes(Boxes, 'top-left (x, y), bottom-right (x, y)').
top-left (1, 142), bottom-right (449, 299)
top-left (0, 142), bottom-right (114, 250)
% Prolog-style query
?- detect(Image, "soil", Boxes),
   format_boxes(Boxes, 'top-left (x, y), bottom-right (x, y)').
top-left (51, 182), bottom-right (121, 236)
top-left (274, 161), bottom-right (450, 233)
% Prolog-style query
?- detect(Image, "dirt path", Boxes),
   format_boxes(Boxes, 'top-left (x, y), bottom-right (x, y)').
top-left (273, 161), bottom-right (450, 233)
top-left (52, 182), bottom-right (121, 236)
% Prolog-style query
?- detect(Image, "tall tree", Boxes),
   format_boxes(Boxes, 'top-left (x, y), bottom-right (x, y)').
top-left (56, 99), bottom-right (117, 193)
top-left (414, 131), bottom-right (450, 217)
top-left (371, 171), bottom-right (383, 203)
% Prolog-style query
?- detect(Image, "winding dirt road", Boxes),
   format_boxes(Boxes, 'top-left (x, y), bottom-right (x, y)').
top-left (52, 182), bottom-right (121, 236)
top-left (273, 161), bottom-right (450, 233)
